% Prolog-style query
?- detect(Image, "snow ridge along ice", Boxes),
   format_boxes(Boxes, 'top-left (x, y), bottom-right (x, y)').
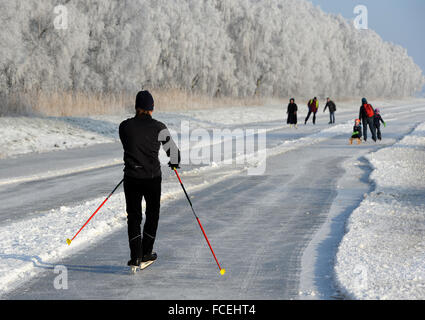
top-left (335, 122), bottom-right (425, 300)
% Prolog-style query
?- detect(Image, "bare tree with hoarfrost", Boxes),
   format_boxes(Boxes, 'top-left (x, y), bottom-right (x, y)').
top-left (0, 0), bottom-right (424, 113)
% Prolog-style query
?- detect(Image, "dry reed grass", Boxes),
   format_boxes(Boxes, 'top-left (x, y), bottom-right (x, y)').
top-left (0, 89), bottom-right (269, 116)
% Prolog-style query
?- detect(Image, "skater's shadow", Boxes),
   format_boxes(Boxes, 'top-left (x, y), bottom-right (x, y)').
top-left (0, 253), bottom-right (129, 275)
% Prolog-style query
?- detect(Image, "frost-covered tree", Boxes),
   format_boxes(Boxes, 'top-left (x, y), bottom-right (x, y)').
top-left (0, 0), bottom-right (424, 104)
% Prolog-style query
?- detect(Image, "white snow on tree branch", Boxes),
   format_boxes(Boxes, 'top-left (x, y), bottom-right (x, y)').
top-left (0, 0), bottom-right (424, 100)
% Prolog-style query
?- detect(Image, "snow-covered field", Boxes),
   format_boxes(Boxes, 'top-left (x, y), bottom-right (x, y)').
top-left (335, 122), bottom-right (425, 300)
top-left (1, 99), bottom-right (425, 299)
top-left (1, 98), bottom-right (422, 159)
top-left (0, 117), bottom-right (115, 159)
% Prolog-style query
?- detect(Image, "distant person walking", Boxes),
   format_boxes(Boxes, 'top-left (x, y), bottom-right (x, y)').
top-left (287, 98), bottom-right (298, 128)
top-left (323, 97), bottom-right (336, 124)
top-left (305, 97), bottom-right (319, 125)
top-left (359, 97), bottom-right (377, 142)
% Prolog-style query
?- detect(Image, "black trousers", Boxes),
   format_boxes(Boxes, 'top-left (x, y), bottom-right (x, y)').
top-left (362, 117), bottom-right (377, 141)
top-left (376, 124), bottom-right (382, 140)
top-left (305, 110), bottom-right (317, 124)
top-left (124, 175), bottom-right (161, 260)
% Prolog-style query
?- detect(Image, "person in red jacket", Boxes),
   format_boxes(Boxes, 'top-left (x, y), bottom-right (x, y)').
top-left (305, 97), bottom-right (319, 125)
top-left (359, 97), bottom-right (377, 142)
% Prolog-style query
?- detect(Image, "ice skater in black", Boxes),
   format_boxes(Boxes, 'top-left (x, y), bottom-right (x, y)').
top-left (119, 90), bottom-right (180, 268)
top-left (323, 97), bottom-right (336, 124)
top-left (287, 98), bottom-right (298, 128)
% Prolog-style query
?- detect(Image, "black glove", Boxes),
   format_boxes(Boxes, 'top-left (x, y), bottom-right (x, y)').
top-left (168, 162), bottom-right (180, 170)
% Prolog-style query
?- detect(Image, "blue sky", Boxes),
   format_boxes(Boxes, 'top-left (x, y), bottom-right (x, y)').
top-left (309, 0), bottom-right (425, 75)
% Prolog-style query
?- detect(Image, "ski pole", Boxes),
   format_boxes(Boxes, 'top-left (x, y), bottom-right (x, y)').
top-left (66, 178), bottom-right (124, 246)
top-left (173, 168), bottom-right (226, 276)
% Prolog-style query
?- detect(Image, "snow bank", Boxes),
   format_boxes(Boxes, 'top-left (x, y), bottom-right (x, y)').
top-left (1, 106), bottom-right (278, 159)
top-left (2, 98), bottom-right (423, 159)
top-left (335, 122), bottom-right (425, 299)
top-left (0, 116), bottom-right (115, 158)
top-left (0, 103), bottom-right (291, 159)
top-left (0, 193), bottom-right (127, 294)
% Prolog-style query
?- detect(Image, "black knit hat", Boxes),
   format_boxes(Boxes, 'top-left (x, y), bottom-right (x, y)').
top-left (135, 90), bottom-right (154, 111)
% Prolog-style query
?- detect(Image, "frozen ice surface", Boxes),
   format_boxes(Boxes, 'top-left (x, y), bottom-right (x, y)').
top-left (1, 101), bottom-right (425, 299)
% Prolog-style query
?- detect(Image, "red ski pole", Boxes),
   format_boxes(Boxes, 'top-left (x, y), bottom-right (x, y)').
top-left (66, 179), bottom-right (124, 246)
top-left (173, 168), bottom-right (226, 275)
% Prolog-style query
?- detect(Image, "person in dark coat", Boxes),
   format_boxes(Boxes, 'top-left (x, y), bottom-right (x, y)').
top-left (323, 97), bottom-right (336, 124)
top-left (119, 90), bottom-right (181, 268)
top-left (305, 97), bottom-right (319, 125)
top-left (373, 108), bottom-right (386, 141)
top-left (287, 98), bottom-right (298, 128)
top-left (359, 97), bottom-right (377, 142)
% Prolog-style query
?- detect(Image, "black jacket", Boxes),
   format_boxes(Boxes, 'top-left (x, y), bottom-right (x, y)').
top-left (352, 124), bottom-right (362, 138)
top-left (374, 114), bottom-right (385, 127)
top-left (324, 100), bottom-right (336, 113)
top-left (287, 102), bottom-right (298, 114)
top-left (119, 114), bottom-right (180, 179)
top-left (287, 102), bottom-right (298, 124)
top-left (359, 104), bottom-right (374, 120)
